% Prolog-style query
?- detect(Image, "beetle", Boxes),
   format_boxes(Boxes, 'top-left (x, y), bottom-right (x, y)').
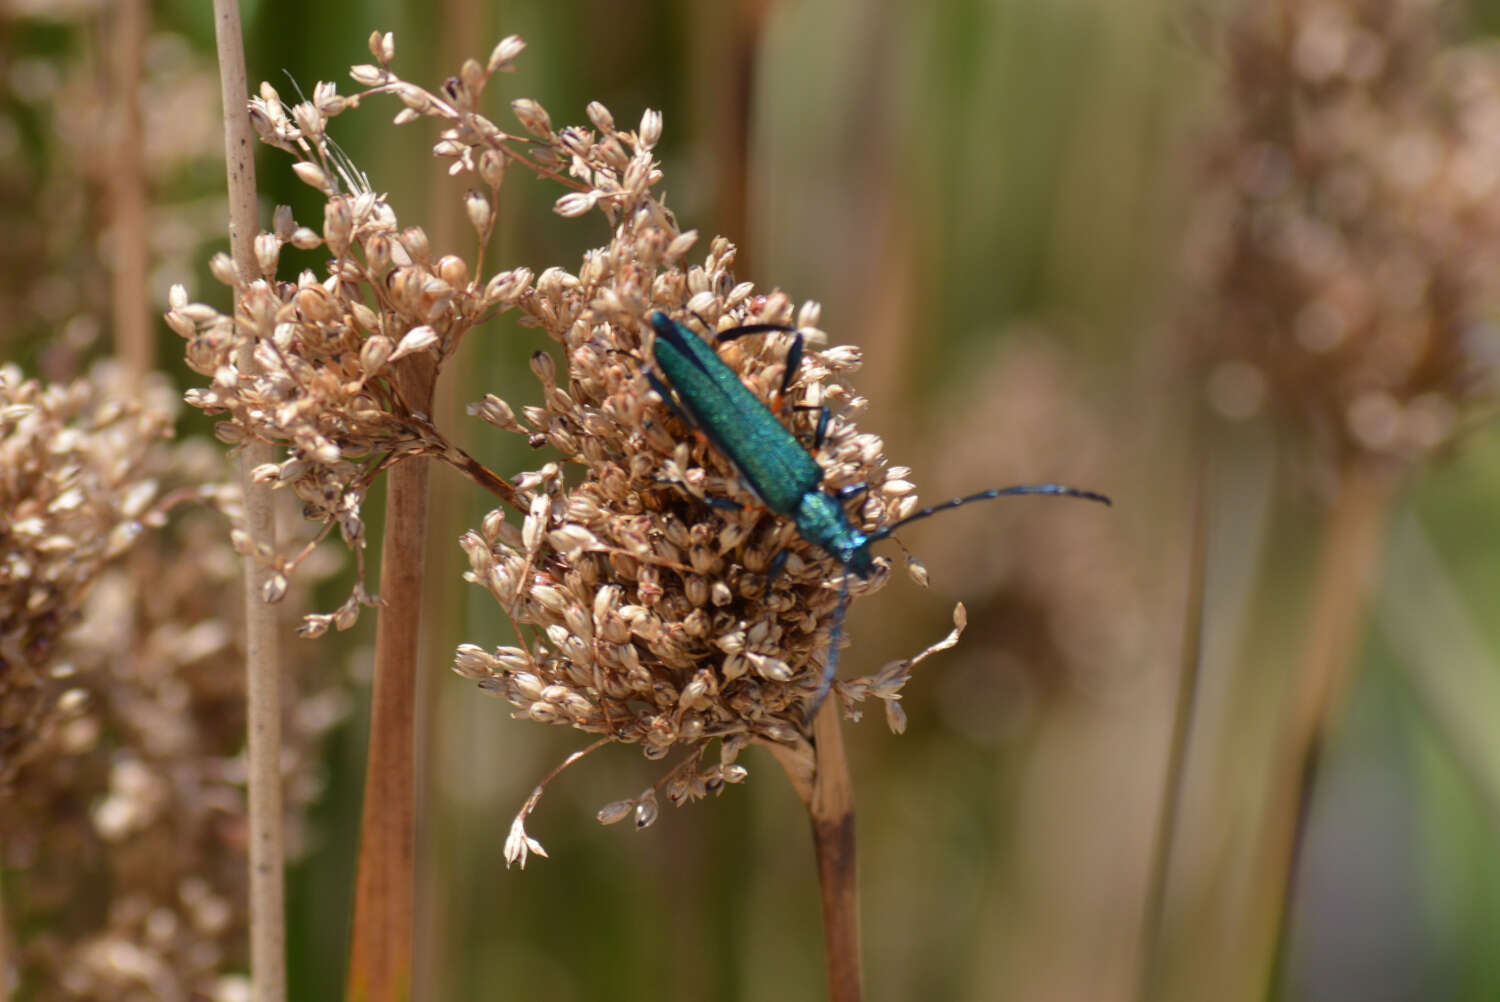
top-left (645, 309), bottom-right (1109, 718)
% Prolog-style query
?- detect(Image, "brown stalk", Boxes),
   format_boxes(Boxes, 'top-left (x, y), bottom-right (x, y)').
top-left (1135, 446), bottom-right (1210, 1002)
top-left (211, 2), bottom-right (286, 1000)
top-left (346, 355), bottom-right (436, 1002)
top-left (768, 700), bottom-right (863, 1002)
top-left (1248, 457), bottom-right (1397, 997)
top-left (108, 0), bottom-right (152, 380)
top-left (810, 700), bottom-right (863, 1002)
top-left (0, 869), bottom-right (8, 1001)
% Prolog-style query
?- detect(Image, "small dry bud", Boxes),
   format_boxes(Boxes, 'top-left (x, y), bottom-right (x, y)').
top-left (253, 233), bottom-right (282, 276)
top-left (359, 336), bottom-right (395, 374)
top-left (554, 192), bottom-right (598, 218)
top-left (390, 325), bottom-right (439, 362)
top-left (478, 148), bottom-right (506, 188)
top-left (370, 30), bottom-right (395, 65)
top-left (596, 799), bottom-right (634, 825)
top-left (464, 189), bottom-right (493, 233)
top-left (489, 35), bottom-right (525, 73)
top-left (587, 101), bottom-right (615, 133)
top-left (261, 573), bottom-right (289, 604)
top-left (209, 252), bottom-right (239, 287)
top-left (638, 109), bottom-right (663, 150)
top-left (470, 393), bottom-right (519, 430)
top-left (272, 204), bottom-right (295, 239)
top-left (292, 160), bottom-right (330, 192)
top-left (511, 98), bottom-right (553, 139)
top-left (349, 63), bottom-right (386, 87)
top-left (323, 197), bottom-right (353, 257)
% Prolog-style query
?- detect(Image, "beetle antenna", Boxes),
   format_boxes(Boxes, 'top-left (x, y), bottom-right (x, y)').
top-left (867, 484), bottom-right (1110, 544)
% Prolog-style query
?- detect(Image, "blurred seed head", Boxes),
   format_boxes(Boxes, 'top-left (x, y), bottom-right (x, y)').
top-left (2, 428), bottom-right (346, 1002)
top-left (1185, 0), bottom-right (1500, 478)
top-left (0, 363), bottom-right (170, 791)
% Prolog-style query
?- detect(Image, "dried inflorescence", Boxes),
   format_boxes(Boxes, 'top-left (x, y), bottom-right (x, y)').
top-left (170, 30), bottom-right (958, 862)
top-left (166, 33), bottom-right (541, 633)
top-left (424, 66), bottom-right (958, 860)
top-left (2, 438), bottom-right (346, 1002)
top-left (1186, 0), bottom-right (1500, 475)
top-left (0, 363), bottom-right (169, 791)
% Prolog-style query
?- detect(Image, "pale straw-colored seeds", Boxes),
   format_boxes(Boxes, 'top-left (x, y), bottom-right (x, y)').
top-left (171, 30), bottom-right (960, 861)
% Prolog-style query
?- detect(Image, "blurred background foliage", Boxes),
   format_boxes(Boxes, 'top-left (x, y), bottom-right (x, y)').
top-left (6, 0), bottom-right (1500, 1000)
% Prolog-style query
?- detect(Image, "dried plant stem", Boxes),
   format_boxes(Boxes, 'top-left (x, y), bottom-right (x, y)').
top-left (212, 4), bottom-right (286, 1001)
top-left (1136, 450), bottom-right (1210, 1002)
top-left (1249, 458), bottom-right (1396, 996)
top-left (0, 867), bottom-right (9, 1001)
top-left (347, 358), bottom-right (436, 1002)
top-left (810, 699), bottom-right (863, 1002)
top-left (108, 0), bottom-right (152, 379)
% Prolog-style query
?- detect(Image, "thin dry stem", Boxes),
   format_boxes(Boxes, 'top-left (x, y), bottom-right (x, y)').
top-left (1248, 458), bottom-right (1396, 995)
top-left (212, 3), bottom-right (286, 1000)
top-left (347, 358), bottom-right (435, 1002)
top-left (764, 701), bottom-right (864, 1001)
top-left (109, 0), bottom-right (151, 381)
top-left (809, 699), bottom-right (862, 1002)
top-left (1136, 447), bottom-right (1211, 1002)
top-left (0, 869), bottom-right (8, 1002)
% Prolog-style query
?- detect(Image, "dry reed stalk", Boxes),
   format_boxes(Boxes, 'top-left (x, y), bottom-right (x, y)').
top-left (108, 0), bottom-right (152, 381)
top-left (0, 870), bottom-right (7, 1002)
top-left (347, 356), bottom-right (436, 1002)
top-left (1136, 446), bottom-right (1211, 1002)
top-left (1246, 458), bottom-right (1396, 993)
top-left (759, 704), bottom-right (862, 1001)
top-left (210, 3), bottom-right (286, 1000)
top-left (809, 701), bottom-right (862, 1002)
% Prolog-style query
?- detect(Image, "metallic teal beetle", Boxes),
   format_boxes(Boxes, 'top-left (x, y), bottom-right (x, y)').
top-left (646, 309), bottom-right (1109, 717)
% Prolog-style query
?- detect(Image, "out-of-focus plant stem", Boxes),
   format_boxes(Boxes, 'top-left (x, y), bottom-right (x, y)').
top-left (1250, 458), bottom-right (1397, 998)
top-left (212, 2), bottom-right (286, 1000)
top-left (109, 0), bottom-right (151, 382)
top-left (1137, 447), bottom-right (1210, 1002)
top-left (1380, 516), bottom-right (1500, 832)
top-left (0, 869), bottom-right (9, 1000)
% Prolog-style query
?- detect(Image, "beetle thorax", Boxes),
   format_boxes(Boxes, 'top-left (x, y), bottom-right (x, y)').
top-left (794, 490), bottom-right (873, 578)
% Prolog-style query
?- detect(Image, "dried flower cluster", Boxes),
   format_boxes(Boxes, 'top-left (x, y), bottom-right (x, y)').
top-left (0, 363), bottom-right (168, 791)
top-left (1, 435), bottom-right (345, 1002)
top-left (420, 59), bottom-right (958, 859)
top-left (166, 34), bottom-right (544, 631)
top-left (1185, 0), bottom-right (1500, 473)
top-left (170, 31), bottom-right (959, 863)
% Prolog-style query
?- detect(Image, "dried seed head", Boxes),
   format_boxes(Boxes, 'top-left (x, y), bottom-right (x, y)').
top-left (1186, 0), bottom-right (1500, 476)
top-left (188, 29), bottom-right (960, 857)
top-left (0, 363), bottom-right (170, 791)
top-left (437, 61), bottom-right (964, 849)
